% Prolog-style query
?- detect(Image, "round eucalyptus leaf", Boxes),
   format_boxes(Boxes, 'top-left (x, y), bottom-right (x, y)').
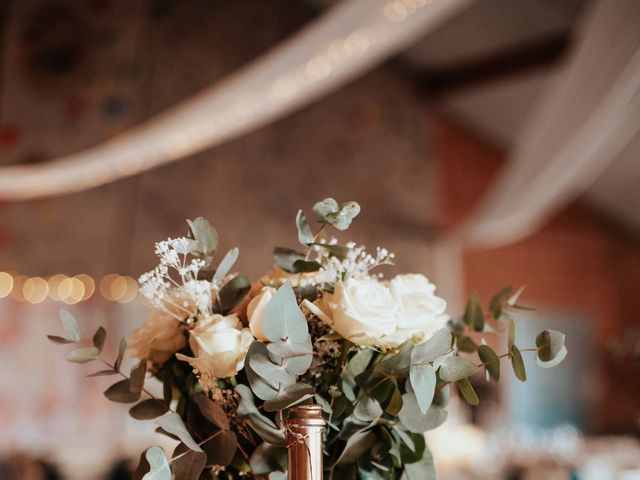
top-left (438, 355), bottom-right (479, 382)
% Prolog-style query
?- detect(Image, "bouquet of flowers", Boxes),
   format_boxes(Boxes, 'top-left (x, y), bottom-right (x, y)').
top-left (48, 198), bottom-right (567, 480)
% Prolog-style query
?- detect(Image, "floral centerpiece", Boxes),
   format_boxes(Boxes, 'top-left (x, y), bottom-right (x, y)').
top-left (48, 198), bottom-right (567, 480)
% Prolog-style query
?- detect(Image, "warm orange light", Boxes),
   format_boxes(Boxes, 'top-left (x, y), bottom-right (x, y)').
top-left (48, 274), bottom-right (68, 301)
top-left (100, 274), bottom-right (120, 300)
top-left (0, 272), bottom-right (13, 298)
top-left (23, 277), bottom-right (49, 303)
top-left (117, 276), bottom-right (138, 304)
top-left (75, 274), bottom-right (95, 301)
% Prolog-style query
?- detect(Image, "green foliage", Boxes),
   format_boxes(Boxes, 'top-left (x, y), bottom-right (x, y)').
top-left (171, 443), bottom-right (206, 480)
top-left (114, 337), bottom-right (127, 372)
top-left (129, 399), bottom-right (168, 420)
top-left (489, 286), bottom-right (513, 319)
top-left (104, 379), bottom-right (142, 403)
top-left (218, 275), bottom-right (250, 312)
top-left (463, 294), bottom-right (485, 332)
top-left (313, 198), bottom-right (361, 230)
top-left (456, 378), bottom-right (479, 406)
top-left (138, 446), bottom-right (171, 480)
top-left (439, 355), bottom-right (478, 382)
top-left (65, 347), bottom-right (99, 364)
top-left (156, 412), bottom-right (202, 452)
top-left (510, 345), bottom-right (527, 381)
top-left (92, 326), bottom-right (106, 352)
top-left (404, 445), bottom-right (436, 480)
top-left (187, 217), bottom-right (219, 255)
top-left (272, 247), bottom-right (321, 274)
top-left (536, 329), bottom-right (568, 367)
top-left (213, 247), bottom-right (239, 285)
top-left (296, 210), bottom-right (314, 246)
top-left (47, 309), bottom-right (81, 344)
top-left (477, 345), bottom-right (500, 382)
top-left (47, 202), bottom-right (570, 480)
top-left (409, 364), bottom-right (436, 415)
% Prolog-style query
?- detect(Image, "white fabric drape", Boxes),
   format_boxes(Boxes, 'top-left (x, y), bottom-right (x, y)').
top-left (457, 0), bottom-right (640, 249)
top-left (0, 0), bottom-right (472, 200)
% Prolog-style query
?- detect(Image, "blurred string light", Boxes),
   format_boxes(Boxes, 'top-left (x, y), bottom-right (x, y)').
top-left (0, 0), bottom-right (471, 200)
top-left (0, 271), bottom-right (138, 304)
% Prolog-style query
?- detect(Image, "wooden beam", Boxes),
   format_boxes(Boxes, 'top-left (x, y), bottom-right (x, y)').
top-left (418, 32), bottom-right (570, 95)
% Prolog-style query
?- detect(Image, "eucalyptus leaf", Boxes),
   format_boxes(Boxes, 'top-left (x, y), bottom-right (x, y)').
top-left (489, 286), bottom-right (513, 319)
top-left (201, 430), bottom-right (238, 467)
top-left (48, 309), bottom-right (81, 344)
top-left (312, 198), bottom-right (339, 221)
top-left (456, 378), bottom-right (479, 406)
top-left (91, 326), bottom-right (106, 352)
top-left (477, 345), bottom-right (500, 382)
top-left (193, 394), bottom-right (230, 430)
top-left (246, 342), bottom-right (279, 401)
top-left (313, 198), bottom-right (361, 230)
top-left (156, 412), bottom-right (202, 452)
top-left (212, 248), bottom-right (239, 285)
top-left (140, 446), bottom-right (171, 480)
top-left (262, 283), bottom-right (308, 343)
top-left (439, 355), bottom-right (479, 382)
top-left (456, 335), bottom-right (478, 353)
top-left (272, 249), bottom-right (321, 274)
top-left (376, 342), bottom-right (413, 374)
top-left (392, 427), bottom-right (415, 453)
top-left (335, 430), bottom-right (376, 466)
top-left (409, 363), bottom-right (436, 414)
top-left (129, 359), bottom-right (147, 394)
top-left (87, 369), bottom-right (118, 377)
top-left (536, 330), bottom-right (568, 367)
top-left (187, 217), bottom-right (218, 254)
top-left (464, 294), bottom-right (485, 332)
top-left (398, 390), bottom-right (447, 433)
top-left (104, 379), bottom-right (141, 403)
top-left (250, 443), bottom-right (287, 475)
top-left (263, 383), bottom-right (315, 412)
top-left (129, 399), bottom-right (168, 420)
top-left (412, 328), bottom-right (452, 364)
top-left (296, 210), bottom-right (314, 246)
top-left (404, 444), bottom-right (436, 480)
top-left (292, 259), bottom-right (322, 273)
top-left (65, 346), bottom-right (99, 364)
top-left (249, 354), bottom-right (296, 392)
top-left (171, 443), bottom-right (206, 480)
top-left (218, 275), bottom-right (250, 312)
top-left (353, 396), bottom-right (383, 422)
top-left (507, 317), bottom-right (516, 350)
top-left (510, 345), bottom-right (527, 381)
top-left (235, 385), bottom-right (286, 445)
top-left (267, 337), bottom-right (313, 376)
top-left (114, 337), bottom-right (127, 372)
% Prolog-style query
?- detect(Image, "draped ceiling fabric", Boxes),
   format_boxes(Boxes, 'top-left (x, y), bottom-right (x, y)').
top-left (457, 0), bottom-right (640, 249)
top-left (0, 0), bottom-right (473, 200)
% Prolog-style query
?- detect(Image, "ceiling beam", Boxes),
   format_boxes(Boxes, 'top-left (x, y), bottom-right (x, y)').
top-left (417, 32), bottom-right (570, 96)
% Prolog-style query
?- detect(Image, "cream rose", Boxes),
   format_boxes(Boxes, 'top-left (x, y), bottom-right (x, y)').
top-left (128, 309), bottom-right (187, 367)
top-left (323, 277), bottom-right (399, 347)
top-left (187, 314), bottom-right (254, 378)
top-left (388, 273), bottom-right (448, 344)
top-left (246, 286), bottom-right (276, 341)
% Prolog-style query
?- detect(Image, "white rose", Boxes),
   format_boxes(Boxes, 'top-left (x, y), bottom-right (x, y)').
top-left (187, 314), bottom-right (254, 378)
top-left (390, 274), bottom-right (448, 342)
top-left (128, 309), bottom-right (187, 367)
top-left (246, 286), bottom-right (276, 341)
top-left (324, 277), bottom-right (399, 347)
